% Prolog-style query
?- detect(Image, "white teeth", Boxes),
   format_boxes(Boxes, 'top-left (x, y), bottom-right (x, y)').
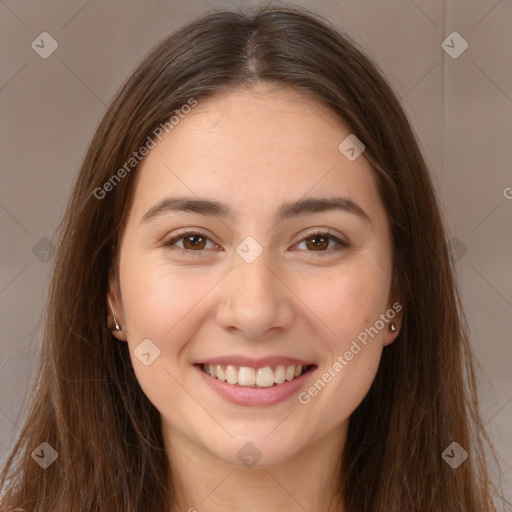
top-left (256, 366), bottom-right (275, 387)
top-left (238, 367), bottom-right (256, 386)
top-left (285, 365), bottom-right (295, 381)
top-left (201, 363), bottom-right (309, 387)
top-left (274, 365), bottom-right (286, 384)
top-left (225, 365), bottom-right (238, 385)
top-left (215, 364), bottom-right (226, 382)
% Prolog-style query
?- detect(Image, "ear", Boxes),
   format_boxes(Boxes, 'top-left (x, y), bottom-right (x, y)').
top-left (107, 267), bottom-right (127, 342)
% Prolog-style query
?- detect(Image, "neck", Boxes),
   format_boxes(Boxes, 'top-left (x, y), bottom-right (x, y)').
top-left (163, 420), bottom-right (347, 512)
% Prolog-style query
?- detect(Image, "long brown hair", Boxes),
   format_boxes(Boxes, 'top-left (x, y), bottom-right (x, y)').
top-left (0, 5), bottom-right (503, 511)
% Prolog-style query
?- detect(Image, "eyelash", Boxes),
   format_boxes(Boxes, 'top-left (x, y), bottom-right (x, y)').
top-left (162, 228), bottom-right (349, 256)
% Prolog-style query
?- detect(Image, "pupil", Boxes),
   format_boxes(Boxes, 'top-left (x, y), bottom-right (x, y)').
top-left (308, 235), bottom-right (328, 250)
top-left (186, 235), bottom-right (204, 249)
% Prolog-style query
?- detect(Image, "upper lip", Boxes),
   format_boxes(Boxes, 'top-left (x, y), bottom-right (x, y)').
top-left (195, 356), bottom-right (316, 368)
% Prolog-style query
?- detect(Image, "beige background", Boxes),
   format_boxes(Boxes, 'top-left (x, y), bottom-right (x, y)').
top-left (1, 0), bottom-right (511, 505)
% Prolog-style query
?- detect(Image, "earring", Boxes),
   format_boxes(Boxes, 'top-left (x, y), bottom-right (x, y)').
top-left (108, 298), bottom-right (121, 332)
top-left (389, 323), bottom-right (396, 332)
top-left (112, 313), bottom-right (121, 332)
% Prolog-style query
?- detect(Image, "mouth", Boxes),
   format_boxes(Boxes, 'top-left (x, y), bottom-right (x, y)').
top-left (195, 362), bottom-right (316, 388)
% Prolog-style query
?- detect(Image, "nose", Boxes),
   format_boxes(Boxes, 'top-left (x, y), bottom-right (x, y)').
top-left (215, 253), bottom-right (295, 341)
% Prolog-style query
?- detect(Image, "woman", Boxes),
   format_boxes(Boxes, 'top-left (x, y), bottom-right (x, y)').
top-left (0, 5), bottom-right (503, 511)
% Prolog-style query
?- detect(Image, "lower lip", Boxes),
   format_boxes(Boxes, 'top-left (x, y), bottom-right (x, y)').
top-left (194, 364), bottom-right (317, 407)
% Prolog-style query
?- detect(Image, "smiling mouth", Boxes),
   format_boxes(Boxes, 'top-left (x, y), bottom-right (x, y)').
top-left (196, 363), bottom-right (316, 388)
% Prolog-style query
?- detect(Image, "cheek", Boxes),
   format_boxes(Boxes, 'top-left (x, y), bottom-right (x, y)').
top-left (294, 261), bottom-right (389, 403)
top-left (293, 261), bottom-right (391, 346)
top-left (117, 257), bottom-right (209, 418)
top-left (295, 276), bottom-right (386, 425)
top-left (119, 253), bottom-right (213, 343)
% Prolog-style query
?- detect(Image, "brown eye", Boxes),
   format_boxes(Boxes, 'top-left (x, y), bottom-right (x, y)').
top-left (163, 229), bottom-right (348, 256)
top-left (304, 234), bottom-right (330, 251)
top-left (164, 231), bottom-right (217, 252)
top-left (295, 230), bottom-right (349, 254)
top-left (182, 234), bottom-right (207, 250)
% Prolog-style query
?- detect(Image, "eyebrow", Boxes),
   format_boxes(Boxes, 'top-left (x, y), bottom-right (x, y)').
top-left (140, 195), bottom-right (372, 225)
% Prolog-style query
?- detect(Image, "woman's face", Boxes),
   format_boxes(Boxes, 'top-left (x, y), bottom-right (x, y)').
top-left (109, 84), bottom-right (402, 468)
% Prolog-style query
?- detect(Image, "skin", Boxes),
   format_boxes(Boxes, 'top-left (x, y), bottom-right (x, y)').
top-left (108, 83), bottom-right (403, 512)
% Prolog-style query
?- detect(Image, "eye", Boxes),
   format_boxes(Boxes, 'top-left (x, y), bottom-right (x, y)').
top-left (163, 230), bottom-right (220, 252)
top-left (163, 228), bottom-right (349, 255)
top-left (294, 229), bottom-right (349, 254)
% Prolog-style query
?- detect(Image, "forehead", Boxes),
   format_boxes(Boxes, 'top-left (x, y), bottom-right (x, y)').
top-left (128, 85), bottom-right (383, 224)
